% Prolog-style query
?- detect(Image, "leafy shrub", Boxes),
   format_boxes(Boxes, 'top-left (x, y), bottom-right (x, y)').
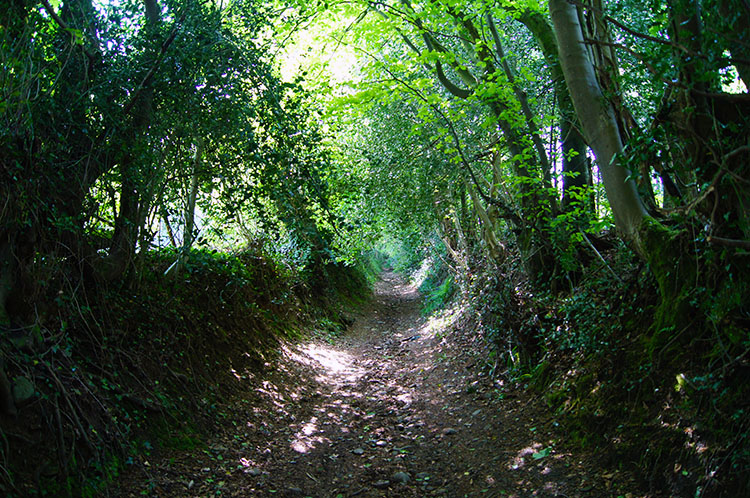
top-left (417, 257), bottom-right (455, 315)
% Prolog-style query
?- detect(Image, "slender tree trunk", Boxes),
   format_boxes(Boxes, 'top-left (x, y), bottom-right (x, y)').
top-left (560, 116), bottom-right (590, 211)
top-left (102, 0), bottom-right (161, 280)
top-left (161, 208), bottom-right (177, 247)
top-left (487, 14), bottom-right (552, 185)
top-left (106, 138), bottom-right (142, 276)
top-left (180, 140), bottom-right (202, 264)
top-left (458, 180), bottom-right (477, 258)
top-left (514, 8), bottom-right (591, 214)
top-left (469, 185), bottom-right (506, 265)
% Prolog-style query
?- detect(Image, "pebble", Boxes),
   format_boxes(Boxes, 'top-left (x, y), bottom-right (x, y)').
top-left (373, 479), bottom-right (390, 489)
top-left (391, 471), bottom-right (410, 484)
top-left (352, 448), bottom-right (365, 455)
top-left (443, 428), bottom-right (457, 435)
top-left (246, 467), bottom-right (262, 476)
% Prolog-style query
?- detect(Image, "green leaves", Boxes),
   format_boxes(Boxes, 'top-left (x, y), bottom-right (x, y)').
top-left (531, 447), bottom-right (551, 460)
top-left (65, 28), bottom-right (85, 45)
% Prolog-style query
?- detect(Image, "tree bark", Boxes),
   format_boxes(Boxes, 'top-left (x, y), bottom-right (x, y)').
top-left (469, 184), bottom-right (505, 265)
top-left (515, 8), bottom-right (591, 214)
top-left (102, 0), bottom-right (162, 280)
top-left (550, 0), bottom-right (647, 246)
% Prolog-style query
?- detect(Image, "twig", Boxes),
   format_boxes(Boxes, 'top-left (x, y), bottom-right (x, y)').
top-left (427, 237), bottom-right (458, 274)
top-left (722, 145), bottom-right (750, 164)
top-left (579, 230), bottom-right (623, 283)
top-left (706, 236), bottom-right (750, 250)
top-left (46, 364), bottom-right (93, 449)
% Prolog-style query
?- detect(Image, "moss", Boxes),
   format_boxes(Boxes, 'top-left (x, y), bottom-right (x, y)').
top-left (640, 217), bottom-right (698, 356)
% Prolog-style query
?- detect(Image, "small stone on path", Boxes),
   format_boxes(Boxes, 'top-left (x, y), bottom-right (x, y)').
top-left (443, 428), bottom-right (457, 435)
top-left (373, 479), bottom-right (390, 489)
top-left (352, 448), bottom-right (365, 455)
top-left (392, 471), bottom-right (410, 484)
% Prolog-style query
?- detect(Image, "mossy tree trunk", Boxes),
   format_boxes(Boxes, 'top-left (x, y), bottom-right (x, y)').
top-left (550, 0), bottom-right (750, 354)
top-left (550, 0), bottom-right (692, 349)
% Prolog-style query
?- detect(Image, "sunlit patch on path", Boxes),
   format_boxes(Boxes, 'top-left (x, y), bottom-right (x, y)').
top-left (115, 272), bottom-right (641, 497)
top-left (290, 343), bottom-right (364, 384)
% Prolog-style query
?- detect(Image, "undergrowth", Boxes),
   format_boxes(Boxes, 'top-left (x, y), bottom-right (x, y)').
top-left (0, 244), bottom-right (368, 496)
top-left (458, 236), bottom-right (750, 497)
top-left (418, 262), bottom-right (454, 316)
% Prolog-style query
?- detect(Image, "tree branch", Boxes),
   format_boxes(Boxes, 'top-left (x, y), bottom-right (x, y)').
top-left (122, 11), bottom-right (187, 117)
top-left (487, 13), bottom-right (551, 182)
top-left (40, 0), bottom-right (96, 60)
top-left (585, 38), bottom-right (750, 103)
top-left (706, 236), bottom-right (750, 250)
top-left (570, 0), bottom-right (750, 67)
top-left (433, 60), bottom-right (472, 99)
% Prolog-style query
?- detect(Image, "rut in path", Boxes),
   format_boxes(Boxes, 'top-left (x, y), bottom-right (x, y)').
top-left (120, 273), bottom-right (638, 497)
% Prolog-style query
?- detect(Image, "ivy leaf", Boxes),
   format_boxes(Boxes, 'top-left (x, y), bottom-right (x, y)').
top-left (532, 447), bottom-right (551, 460)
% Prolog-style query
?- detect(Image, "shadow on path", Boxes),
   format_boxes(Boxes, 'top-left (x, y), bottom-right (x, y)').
top-left (119, 272), bottom-right (640, 497)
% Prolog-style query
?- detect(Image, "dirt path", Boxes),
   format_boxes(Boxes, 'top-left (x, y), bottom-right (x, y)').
top-left (121, 273), bottom-right (639, 497)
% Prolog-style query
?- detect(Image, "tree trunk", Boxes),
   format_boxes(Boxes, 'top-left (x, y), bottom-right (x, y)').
top-left (469, 185), bottom-right (506, 266)
top-left (560, 116), bottom-right (590, 212)
top-left (161, 208), bottom-right (177, 247)
top-left (514, 8), bottom-right (591, 215)
top-left (101, 0), bottom-right (161, 281)
top-left (487, 14), bottom-right (552, 186)
top-left (180, 139), bottom-right (203, 268)
top-left (550, 0), bottom-right (648, 247)
top-left (106, 161), bottom-right (140, 279)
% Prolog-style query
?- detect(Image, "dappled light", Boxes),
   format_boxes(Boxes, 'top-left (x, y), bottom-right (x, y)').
top-left (2, 0), bottom-right (747, 495)
top-left (163, 272), bottom-right (644, 496)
